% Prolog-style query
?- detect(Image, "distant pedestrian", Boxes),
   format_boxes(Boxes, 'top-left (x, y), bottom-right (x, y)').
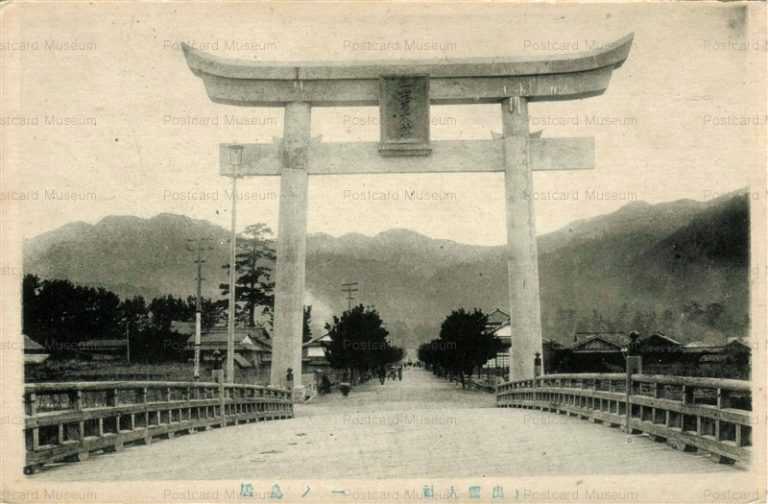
top-left (397, 366), bottom-right (403, 381)
top-left (319, 374), bottom-right (331, 394)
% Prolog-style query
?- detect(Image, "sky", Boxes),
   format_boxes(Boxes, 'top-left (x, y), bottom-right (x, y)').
top-left (2, 2), bottom-right (766, 245)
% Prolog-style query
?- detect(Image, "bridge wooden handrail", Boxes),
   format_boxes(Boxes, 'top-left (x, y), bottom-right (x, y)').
top-left (496, 372), bottom-right (751, 464)
top-left (519, 372), bottom-right (627, 381)
top-left (630, 374), bottom-right (751, 392)
top-left (25, 380), bottom-right (290, 395)
top-left (22, 380), bottom-right (294, 474)
top-left (498, 373), bottom-right (751, 392)
top-left (27, 380), bottom-right (218, 390)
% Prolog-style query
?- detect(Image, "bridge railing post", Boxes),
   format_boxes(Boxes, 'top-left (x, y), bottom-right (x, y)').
top-left (215, 370), bottom-right (226, 419)
top-left (624, 331), bottom-right (642, 434)
top-left (532, 353), bottom-right (542, 404)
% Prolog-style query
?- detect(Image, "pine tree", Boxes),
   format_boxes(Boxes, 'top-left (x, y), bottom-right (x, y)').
top-left (220, 223), bottom-right (275, 327)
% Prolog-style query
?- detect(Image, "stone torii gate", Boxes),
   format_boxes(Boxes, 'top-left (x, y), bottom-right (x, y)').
top-left (183, 34), bottom-right (633, 394)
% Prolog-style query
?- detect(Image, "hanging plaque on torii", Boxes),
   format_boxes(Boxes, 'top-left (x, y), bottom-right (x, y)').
top-left (379, 75), bottom-right (431, 156)
top-left (183, 34), bottom-right (633, 393)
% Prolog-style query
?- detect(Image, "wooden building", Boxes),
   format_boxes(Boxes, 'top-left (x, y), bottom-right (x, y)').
top-left (303, 332), bottom-right (332, 368)
top-left (77, 339), bottom-right (128, 361)
top-left (485, 308), bottom-right (510, 332)
top-left (185, 326), bottom-right (272, 369)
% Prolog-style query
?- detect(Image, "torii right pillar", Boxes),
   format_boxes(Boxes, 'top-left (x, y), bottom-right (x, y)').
top-left (503, 96), bottom-right (543, 382)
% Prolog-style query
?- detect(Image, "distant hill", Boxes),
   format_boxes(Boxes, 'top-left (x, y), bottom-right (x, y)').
top-left (538, 193), bottom-right (749, 345)
top-left (25, 213), bottom-right (231, 303)
top-left (23, 191), bottom-right (750, 349)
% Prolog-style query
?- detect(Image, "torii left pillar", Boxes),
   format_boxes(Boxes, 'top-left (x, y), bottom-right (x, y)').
top-left (271, 102), bottom-right (311, 397)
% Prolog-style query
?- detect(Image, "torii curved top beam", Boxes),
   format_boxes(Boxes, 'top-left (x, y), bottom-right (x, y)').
top-left (182, 33), bottom-right (633, 106)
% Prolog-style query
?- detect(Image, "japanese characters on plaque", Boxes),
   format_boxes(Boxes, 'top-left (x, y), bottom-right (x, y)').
top-left (379, 75), bottom-right (431, 157)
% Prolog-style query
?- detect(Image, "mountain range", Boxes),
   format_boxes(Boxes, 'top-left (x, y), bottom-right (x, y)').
top-left (23, 190), bottom-right (750, 349)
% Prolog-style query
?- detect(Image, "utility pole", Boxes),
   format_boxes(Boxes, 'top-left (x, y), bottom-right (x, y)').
top-left (226, 144), bottom-right (244, 384)
top-left (125, 323), bottom-right (130, 363)
top-left (187, 237), bottom-right (215, 380)
top-left (341, 282), bottom-right (359, 310)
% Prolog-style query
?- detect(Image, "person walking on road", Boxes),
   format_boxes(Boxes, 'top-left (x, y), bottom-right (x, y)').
top-left (378, 366), bottom-right (386, 385)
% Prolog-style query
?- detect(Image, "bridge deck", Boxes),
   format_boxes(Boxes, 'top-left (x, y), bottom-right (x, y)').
top-left (31, 368), bottom-right (741, 480)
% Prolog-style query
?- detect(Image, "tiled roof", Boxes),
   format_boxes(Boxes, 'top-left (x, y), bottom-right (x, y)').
top-left (639, 332), bottom-right (682, 347)
top-left (303, 332), bottom-right (331, 347)
top-left (572, 332), bottom-right (629, 351)
top-left (486, 308), bottom-right (510, 325)
top-left (186, 326), bottom-right (271, 351)
top-left (78, 339), bottom-right (128, 349)
top-left (727, 337), bottom-right (750, 348)
top-left (233, 353), bottom-right (253, 368)
top-left (186, 326), bottom-right (268, 343)
top-left (23, 334), bottom-right (45, 352)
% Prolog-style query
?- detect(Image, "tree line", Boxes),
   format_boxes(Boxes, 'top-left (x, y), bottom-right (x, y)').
top-left (418, 308), bottom-right (505, 388)
top-left (23, 273), bottom-right (314, 363)
top-left (23, 274), bottom-right (206, 362)
top-left (323, 304), bottom-right (404, 381)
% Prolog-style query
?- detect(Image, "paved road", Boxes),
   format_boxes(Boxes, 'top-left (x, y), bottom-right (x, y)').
top-left (33, 368), bottom-right (740, 480)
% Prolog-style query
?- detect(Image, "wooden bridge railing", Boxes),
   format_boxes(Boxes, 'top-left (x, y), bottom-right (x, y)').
top-left (23, 380), bottom-right (293, 474)
top-left (497, 373), bottom-right (751, 464)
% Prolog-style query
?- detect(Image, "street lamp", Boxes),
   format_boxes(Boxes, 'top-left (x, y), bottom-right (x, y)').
top-left (226, 143), bottom-right (244, 384)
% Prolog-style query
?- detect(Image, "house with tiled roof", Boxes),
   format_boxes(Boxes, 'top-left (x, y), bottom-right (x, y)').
top-left (303, 332), bottom-right (332, 367)
top-left (185, 326), bottom-right (271, 369)
top-left (486, 322), bottom-right (512, 369)
top-left (485, 308), bottom-right (509, 332)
